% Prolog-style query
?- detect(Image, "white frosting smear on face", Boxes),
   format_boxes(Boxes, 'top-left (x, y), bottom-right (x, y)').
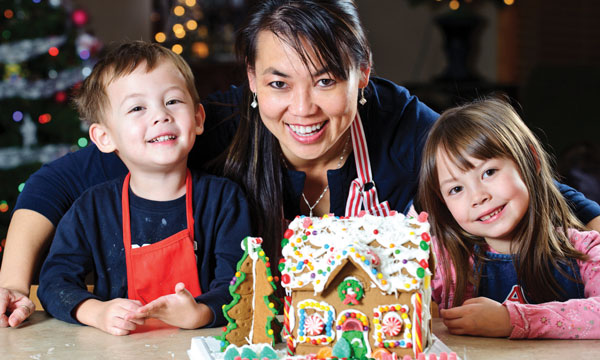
top-left (281, 213), bottom-right (432, 295)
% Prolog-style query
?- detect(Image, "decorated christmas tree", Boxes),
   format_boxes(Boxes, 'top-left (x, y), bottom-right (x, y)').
top-left (220, 237), bottom-right (282, 349)
top-left (0, 0), bottom-right (100, 262)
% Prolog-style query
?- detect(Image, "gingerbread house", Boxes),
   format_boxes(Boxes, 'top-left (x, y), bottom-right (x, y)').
top-left (279, 212), bottom-right (433, 359)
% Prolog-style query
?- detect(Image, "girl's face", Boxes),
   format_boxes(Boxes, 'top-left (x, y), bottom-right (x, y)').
top-left (436, 150), bottom-right (530, 253)
top-left (247, 30), bottom-right (369, 168)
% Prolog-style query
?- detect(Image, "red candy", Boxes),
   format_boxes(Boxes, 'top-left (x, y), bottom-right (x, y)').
top-left (284, 229), bottom-right (294, 239)
top-left (421, 232), bottom-right (431, 242)
top-left (282, 274), bottom-right (291, 284)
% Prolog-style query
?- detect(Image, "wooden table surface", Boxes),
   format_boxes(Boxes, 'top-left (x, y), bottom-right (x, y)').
top-left (1, 312), bottom-right (599, 360)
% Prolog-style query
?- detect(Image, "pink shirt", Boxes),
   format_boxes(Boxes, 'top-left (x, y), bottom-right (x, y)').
top-left (431, 229), bottom-right (600, 339)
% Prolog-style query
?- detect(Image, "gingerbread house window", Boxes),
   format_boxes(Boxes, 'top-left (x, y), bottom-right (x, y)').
top-left (372, 304), bottom-right (413, 350)
top-left (296, 299), bottom-right (336, 346)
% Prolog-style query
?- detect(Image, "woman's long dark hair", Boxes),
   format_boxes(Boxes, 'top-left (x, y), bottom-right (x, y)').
top-left (217, 0), bottom-right (372, 260)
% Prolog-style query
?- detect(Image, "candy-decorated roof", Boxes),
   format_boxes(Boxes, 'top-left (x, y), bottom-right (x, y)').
top-left (279, 212), bottom-right (432, 295)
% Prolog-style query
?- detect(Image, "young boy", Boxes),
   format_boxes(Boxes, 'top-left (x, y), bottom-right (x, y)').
top-left (38, 41), bottom-right (252, 335)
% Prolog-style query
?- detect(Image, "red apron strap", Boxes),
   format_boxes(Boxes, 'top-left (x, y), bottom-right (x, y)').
top-left (185, 169), bottom-right (194, 244)
top-left (345, 114), bottom-right (392, 217)
top-left (122, 173), bottom-right (136, 298)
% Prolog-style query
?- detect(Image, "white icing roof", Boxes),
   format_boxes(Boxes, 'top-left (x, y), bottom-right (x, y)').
top-left (280, 213), bottom-right (432, 295)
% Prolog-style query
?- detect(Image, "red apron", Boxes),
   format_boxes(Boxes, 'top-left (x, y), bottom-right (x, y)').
top-left (122, 169), bottom-right (202, 305)
top-left (345, 114), bottom-right (392, 217)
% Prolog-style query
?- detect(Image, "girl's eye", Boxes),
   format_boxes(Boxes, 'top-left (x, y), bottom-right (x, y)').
top-left (483, 169), bottom-right (497, 178)
top-left (166, 99), bottom-right (182, 105)
top-left (317, 78), bottom-right (335, 87)
top-left (448, 186), bottom-right (462, 195)
top-left (269, 81), bottom-right (286, 89)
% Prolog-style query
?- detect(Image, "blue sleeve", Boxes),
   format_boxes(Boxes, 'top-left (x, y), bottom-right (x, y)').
top-left (557, 180), bottom-right (600, 224)
top-left (37, 198), bottom-right (100, 324)
top-left (14, 144), bottom-right (126, 226)
top-left (194, 176), bottom-right (252, 327)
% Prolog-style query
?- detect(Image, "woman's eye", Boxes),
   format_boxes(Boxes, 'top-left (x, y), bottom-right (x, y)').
top-left (483, 169), bottom-right (497, 178)
top-left (317, 78), bottom-right (335, 87)
top-left (269, 81), bottom-right (286, 89)
top-left (448, 186), bottom-right (462, 195)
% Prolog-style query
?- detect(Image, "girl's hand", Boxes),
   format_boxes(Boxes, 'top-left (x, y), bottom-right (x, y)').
top-left (75, 298), bottom-right (145, 336)
top-left (126, 282), bottom-right (212, 329)
top-left (440, 297), bottom-right (513, 337)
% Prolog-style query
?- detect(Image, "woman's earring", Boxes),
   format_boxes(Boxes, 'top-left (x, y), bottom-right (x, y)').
top-left (359, 88), bottom-right (367, 105)
top-left (250, 92), bottom-right (258, 108)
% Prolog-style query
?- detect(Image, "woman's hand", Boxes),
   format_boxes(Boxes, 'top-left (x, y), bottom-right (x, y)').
top-left (0, 287), bottom-right (35, 327)
top-left (75, 298), bottom-right (144, 336)
top-left (440, 297), bottom-right (513, 337)
top-left (126, 282), bottom-right (212, 329)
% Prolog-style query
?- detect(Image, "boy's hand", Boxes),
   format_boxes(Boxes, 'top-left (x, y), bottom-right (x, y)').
top-left (126, 282), bottom-right (212, 329)
top-left (0, 287), bottom-right (35, 327)
top-left (75, 298), bottom-right (145, 336)
top-left (440, 297), bottom-right (513, 337)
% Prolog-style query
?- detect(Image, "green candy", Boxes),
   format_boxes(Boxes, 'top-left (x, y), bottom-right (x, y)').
top-left (259, 346), bottom-right (279, 359)
top-left (223, 347), bottom-right (239, 360)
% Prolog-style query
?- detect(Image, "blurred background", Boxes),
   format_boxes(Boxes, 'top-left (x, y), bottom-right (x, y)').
top-left (1, 0), bottom-right (600, 262)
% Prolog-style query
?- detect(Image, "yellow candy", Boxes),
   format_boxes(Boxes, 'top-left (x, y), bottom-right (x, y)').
top-left (235, 272), bottom-right (241, 277)
top-left (268, 329), bottom-right (274, 335)
top-left (259, 251), bottom-right (265, 257)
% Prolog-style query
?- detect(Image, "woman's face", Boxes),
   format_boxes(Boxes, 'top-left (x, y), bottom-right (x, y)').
top-left (248, 31), bottom-right (369, 167)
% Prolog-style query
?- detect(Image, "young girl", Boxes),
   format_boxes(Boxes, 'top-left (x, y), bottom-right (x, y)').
top-left (418, 97), bottom-right (600, 339)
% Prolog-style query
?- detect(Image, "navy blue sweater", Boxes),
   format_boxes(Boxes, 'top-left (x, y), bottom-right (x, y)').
top-left (38, 171), bottom-right (252, 327)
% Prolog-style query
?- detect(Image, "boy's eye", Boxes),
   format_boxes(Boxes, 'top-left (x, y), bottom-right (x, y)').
top-left (483, 169), bottom-right (497, 178)
top-left (166, 99), bottom-right (182, 105)
top-left (448, 186), bottom-right (462, 195)
top-left (268, 81), bottom-right (286, 89)
top-left (129, 106), bottom-right (144, 113)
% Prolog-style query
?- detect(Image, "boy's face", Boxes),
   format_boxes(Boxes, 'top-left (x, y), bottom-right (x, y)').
top-left (90, 60), bottom-right (204, 174)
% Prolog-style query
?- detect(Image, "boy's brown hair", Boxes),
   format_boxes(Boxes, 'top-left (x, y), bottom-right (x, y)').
top-left (73, 40), bottom-right (199, 125)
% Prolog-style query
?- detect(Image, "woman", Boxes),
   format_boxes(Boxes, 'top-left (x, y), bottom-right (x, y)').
top-left (2, 0), bottom-right (599, 327)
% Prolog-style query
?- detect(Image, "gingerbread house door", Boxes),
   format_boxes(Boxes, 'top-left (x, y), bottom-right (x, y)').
top-left (339, 317), bottom-right (368, 358)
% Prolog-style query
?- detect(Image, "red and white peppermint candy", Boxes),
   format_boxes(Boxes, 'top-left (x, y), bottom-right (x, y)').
top-left (382, 313), bottom-right (402, 337)
top-left (304, 314), bottom-right (325, 336)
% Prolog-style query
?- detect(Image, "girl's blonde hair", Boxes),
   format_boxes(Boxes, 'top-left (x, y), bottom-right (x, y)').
top-left (417, 96), bottom-right (587, 307)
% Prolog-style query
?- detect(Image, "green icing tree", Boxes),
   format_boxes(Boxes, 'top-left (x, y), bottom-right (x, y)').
top-left (219, 237), bottom-right (281, 350)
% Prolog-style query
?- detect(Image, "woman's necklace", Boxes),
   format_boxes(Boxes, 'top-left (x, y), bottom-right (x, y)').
top-left (299, 135), bottom-right (351, 217)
